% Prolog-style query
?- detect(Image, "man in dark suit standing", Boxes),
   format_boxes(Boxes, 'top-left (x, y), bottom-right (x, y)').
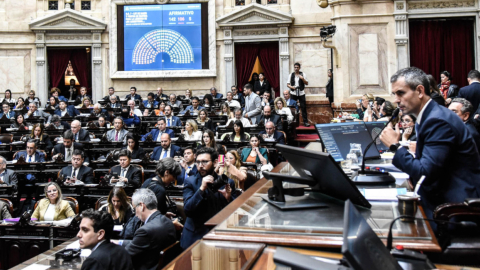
top-left (458, 70), bottom-right (480, 110)
top-left (326, 69), bottom-right (334, 104)
top-left (210, 87), bottom-right (223, 99)
top-left (52, 130), bottom-right (89, 164)
top-left (61, 150), bottom-right (94, 184)
top-left (115, 189), bottom-right (176, 270)
top-left (126, 86), bottom-right (142, 101)
top-left (151, 134), bottom-right (181, 161)
top-left (110, 150), bottom-right (142, 188)
top-left (0, 155), bottom-right (18, 191)
top-left (259, 121), bottom-right (286, 145)
top-left (256, 105), bottom-right (282, 131)
top-left (70, 120), bottom-right (91, 141)
top-left (177, 147), bottom-right (197, 185)
top-left (380, 67), bottom-right (480, 229)
top-left (180, 147), bottom-right (235, 249)
top-left (78, 209), bottom-right (133, 270)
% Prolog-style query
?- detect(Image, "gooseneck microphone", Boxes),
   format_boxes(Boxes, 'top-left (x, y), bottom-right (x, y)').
top-left (353, 108), bottom-right (400, 185)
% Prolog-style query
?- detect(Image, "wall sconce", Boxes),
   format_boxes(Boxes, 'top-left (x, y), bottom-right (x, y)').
top-left (318, 0), bottom-right (329, 8)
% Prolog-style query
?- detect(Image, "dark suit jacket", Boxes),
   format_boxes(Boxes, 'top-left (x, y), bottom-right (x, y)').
top-left (256, 114), bottom-right (283, 131)
top-left (143, 100), bottom-right (159, 109)
top-left (176, 165), bottom-right (198, 186)
top-left (72, 129), bottom-right (91, 142)
top-left (151, 144), bottom-right (181, 160)
top-left (54, 105), bottom-right (80, 117)
top-left (126, 94), bottom-right (142, 101)
top-left (393, 100), bottom-right (480, 224)
top-left (60, 165), bottom-right (94, 184)
top-left (26, 134), bottom-right (53, 154)
top-left (459, 82), bottom-right (480, 112)
top-left (259, 130), bottom-right (285, 145)
top-left (123, 211), bottom-right (176, 270)
top-left (140, 128), bottom-right (175, 141)
top-left (154, 93), bottom-right (168, 101)
top-left (326, 78), bottom-right (333, 97)
top-left (121, 146), bottom-right (146, 159)
top-left (466, 120), bottom-right (480, 154)
top-left (285, 98), bottom-right (298, 111)
top-left (15, 151), bottom-right (46, 162)
top-left (164, 116), bottom-right (182, 127)
top-left (81, 241), bottom-right (133, 270)
top-left (141, 178), bottom-right (169, 215)
top-left (0, 169), bottom-right (18, 191)
top-left (52, 142), bottom-right (89, 163)
top-left (103, 95), bottom-right (120, 104)
top-left (180, 172), bottom-right (235, 249)
top-left (213, 93), bottom-right (224, 99)
top-left (110, 165), bottom-right (142, 188)
top-left (254, 80), bottom-right (271, 96)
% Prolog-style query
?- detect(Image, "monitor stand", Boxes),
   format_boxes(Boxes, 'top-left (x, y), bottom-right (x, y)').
top-left (352, 171), bottom-right (396, 186)
top-left (260, 192), bottom-right (329, 210)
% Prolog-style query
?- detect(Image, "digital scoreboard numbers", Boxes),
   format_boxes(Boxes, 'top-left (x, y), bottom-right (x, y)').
top-left (124, 4), bottom-right (202, 71)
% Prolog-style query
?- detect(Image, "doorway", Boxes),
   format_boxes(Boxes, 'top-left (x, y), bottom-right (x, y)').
top-left (234, 42), bottom-right (280, 97)
top-left (46, 48), bottom-right (92, 100)
top-left (409, 17), bottom-right (475, 88)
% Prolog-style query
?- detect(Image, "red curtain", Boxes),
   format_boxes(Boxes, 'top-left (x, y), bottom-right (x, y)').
top-left (258, 43), bottom-right (280, 97)
top-left (70, 49), bottom-right (90, 90)
top-left (47, 49), bottom-right (72, 88)
top-left (235, 43), bottom-right (260, 92)
top-left (410, 19), bottom-right (474, 88)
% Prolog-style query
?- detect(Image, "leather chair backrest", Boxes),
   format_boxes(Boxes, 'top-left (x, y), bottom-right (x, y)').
top-left (0, 198), bottom-right (14, 216)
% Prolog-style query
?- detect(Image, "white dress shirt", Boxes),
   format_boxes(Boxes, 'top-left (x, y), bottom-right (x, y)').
top-left (416, 99), bottom-right (433, 125)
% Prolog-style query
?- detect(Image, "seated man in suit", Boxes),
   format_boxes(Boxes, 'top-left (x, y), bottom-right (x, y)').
top-left (380, 67), bottom-right (480, 230)
top-left (154, 87), bottom-right (168, 101)
top-left (52, 130), bottom-right (89, 164)
top-left (259, 121), bottom-right (285, 145)
top-left (260, 92), bottom-right (274, 108)
top-left (256, 105), bottom-right (282, 131)
top-left (0, 155), bottom-right (18, 192)
top-left (61, 149), bottom-right (94, 184)
top-left (51, 115), bottom-right (71, 130)
top-left (167, 94), bottom-right (183, 110)
top-left (225, 91), bottom-right (241, 110)
top-left (143, 92), bottom-right (159, 110)
top-left (109, 95), bottom-right (121, 108)
top-left (55, 100), bottom-right (80, 117)
top-left (125, 86), bottom-right (142, 102)
top-left (103, 87), bottom-right (120, 104)
top-left (181, 97), bottom-right (204, 114)
top-left (141, 118), bottom-right (174, 141)
top-left (121, 107), bottom-right (141, 127)
top-left (110, 149), bottom-right (141, 188)
top-left (78, 209), bottom-right (133, 270)
top-left (177, 146), bottom-right (198, 185)
top-left (180, 147), bottom-right (235, 249)
top-left (74, 86), bottom-right (92, 106)
top-left (114, 189), bottom-right (176, 270)
top-left (448, 98), bottom-right (480, 153)
top-left (92, 103), bottom-right (110, 122)
top-left (283, 90), bottom-right (298, 111)
top-left (164, 105), bottom-right (182, 127)
top-left (210, 87), bottom-right (223, 99)
top-left (106, 117), bottom-right (129, 142)
top-left (24, 102), bottom-right (52, 125)
top-left (0, 103), bottom-right (14, 119)
top-left (151, 133), bottom-right (181, 161)
top-left (70, 120), bottom-right (91, 141)
top-left (0, 199), bottom-right (11, 220)
top-left (231, 85), bottom-right (244, 107)
top-left (15, 140), bottom-right (46, 162)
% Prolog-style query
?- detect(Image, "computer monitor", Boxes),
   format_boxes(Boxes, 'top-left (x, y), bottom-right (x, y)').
top-left (342, 200), bottom-right (402, 270)
top-left (365, 121), bottom-right (389, 153)
top-left (269, 144), bottom-right (371, 209)
top-left (315, 122), bottom-right (381, 162)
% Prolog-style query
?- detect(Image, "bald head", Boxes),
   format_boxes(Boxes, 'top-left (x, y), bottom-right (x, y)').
top-left (263, 105), bottom-right (272, 117)
top-left (71, 120), bottom-right (81, 134)
top-left (283, 90), bottom-right (291, 100)
top-left (160, 133), bottom-right (171, 150)
top-left (265, 121), bottom-right (275, 135)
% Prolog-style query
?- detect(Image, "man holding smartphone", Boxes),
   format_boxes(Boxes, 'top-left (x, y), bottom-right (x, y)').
top-left (60, 150), bottom-right (94, 184)
top-left (110, 150), bottom-right (141, 188)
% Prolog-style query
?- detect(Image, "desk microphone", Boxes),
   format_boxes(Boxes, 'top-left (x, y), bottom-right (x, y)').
top-left (353, 108), bottom-right (400, 185)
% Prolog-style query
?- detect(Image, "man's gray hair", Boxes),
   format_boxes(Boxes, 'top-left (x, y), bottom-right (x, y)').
top-left (390, 67), bottom-right (431, 96)
top-left (132, 188), bottom-right (157, 210)
top-left (0, 155), bottom-right (6, 165)
top-left (233, 108), bottom-right (242, 115)
top-left (93, 103), bottom-right (101, 109)
top-left (452, 98), bottom-right (474, 116)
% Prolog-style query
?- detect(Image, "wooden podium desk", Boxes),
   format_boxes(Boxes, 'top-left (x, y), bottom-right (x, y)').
top-left (204, 162), bottom-right (441, 253)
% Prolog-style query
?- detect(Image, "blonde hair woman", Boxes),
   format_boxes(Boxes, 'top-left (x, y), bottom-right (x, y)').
top-left (215, 150), bottom-right (247, 190)
top-left (182, 119), bottom-right (202, 141)
top-left (185, 89), bottom-right (192, 99)
top-left (32, 182), bottom-right (75, 221)
top-left (274, 97), bottom-right (294, 124)
top-left (219, 103), bottom-right (234, 119)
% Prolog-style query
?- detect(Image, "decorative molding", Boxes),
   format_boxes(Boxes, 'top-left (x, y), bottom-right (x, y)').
top-left (277, 24), bottom-right (290, 27)
top-left (36, 44), bottom-right (45, 48)
top-left (280, 28), bottom-right (287, 34)
top-left (36, 61), bottom-right (45, 66)
top-left (232, 11), bottom-right (279, 22)
top-left (36, 34), bottom-right (43, 40)
top-left (280, 55), bottom-right (289, 60)
top-left (46, 35), bottom-right (91, 40)
top-left (155, 0), bottom-right (169, 3)
top-left (94, 34), bottom-right (100, 40)
top-left (279, 37), bottom-right (288, 42)
top-left (93, 44), bottom-right (101, 48)
top-left (395, 15), bottom-right (407, 20)
top-left (233, 29), bottom-right (278, 36)
top-left (225, 30), bottom-right (231, 37)
top-left (397, 2), bottom-right (405, 10)
top-left (224, 40), bottom-right (232, 45)
top-left (235, 25), bottom-right (278, 30)
top-left (408, 0), bottom-right (475, 10)
top-left (225, 57), bottom-right (233, 62)
top-left (395, 39), bottom-right (408, 44)
top-left (93, 60), bottom-right (102, 64)
top-left (47, 17), bottom-right (94, 26)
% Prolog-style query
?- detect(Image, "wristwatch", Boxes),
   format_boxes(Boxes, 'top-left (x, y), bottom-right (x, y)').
top-left (389, 143), bottom-right (401, 152)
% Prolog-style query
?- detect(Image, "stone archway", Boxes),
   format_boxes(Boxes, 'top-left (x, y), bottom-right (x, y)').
top-left (29, 6), bottom-right (106, 103)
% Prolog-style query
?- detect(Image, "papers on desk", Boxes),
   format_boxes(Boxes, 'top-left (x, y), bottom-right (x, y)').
top-left (11, 141), bottom-right (25, 145)
top-left (360, 188), bottom-right (407, 201)
top-left (22, 264), bottom-right (50, 270)
top-left (79, 113), bottom-right (91, 117)
top-left (90, 138), bottom-right (101, 142)
top-left (114, 225), bottom-right (123, 232)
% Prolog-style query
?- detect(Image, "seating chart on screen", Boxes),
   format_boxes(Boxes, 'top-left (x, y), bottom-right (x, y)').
top-left (124, 4), bottom-right (202, 71)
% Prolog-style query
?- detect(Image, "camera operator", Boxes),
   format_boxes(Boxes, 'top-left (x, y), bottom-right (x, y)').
top-left (287, 62), bottom-right (310, 127)
top-left (180, 147), bottom-right (236, 249)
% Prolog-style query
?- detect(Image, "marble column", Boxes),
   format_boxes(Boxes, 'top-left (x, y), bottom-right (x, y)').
top-left (223, 27), bottom-right (234, 92)
top-left (34, 31), bottom-right (47, 103)
top-left (91, 30), bottom-right (103, 102)
top-left (394, 0), bottom-right (409, 70)
top-left (279, 25), bottom-right (290, 97)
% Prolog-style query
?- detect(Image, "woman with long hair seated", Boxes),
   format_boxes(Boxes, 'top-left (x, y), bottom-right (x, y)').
top-left (397, 113), bottom-right (417, 142)
top-left (219, 103), bottom-right (234, 119)
top-left (122, 133), bottom-right (145, 159)
top-left (100, 187), bottom-right (133, 225)
top-left (221, 120), bottom-right (250, 142)
top-left (154, 101), bottom-right (166, 116)
top-left (184, 89), bottom-right (192, 100)
top-left (215, 150), bottom-right (247, 190)
top-left (46, 96), bottom-right (59, 110)
top-left (274, 97), bottom-right (294, 124)
top-left (198, 129), bottom-right (216, 149)
top-left (32, 182), bottom-right (75, 221)
top-left (241, 134), bottom-right (268, 166)
top-left (77, 96), bottom-right (94, 109)
top-left (1, 89), bottom-right (15, 103)
top-left (202, 94), bottom-right (214, 109)
top-left (11, 114), bottom-right (27, 129)
top-left (182, 119), bottom-right (202, 141)
top-left (196, 108), bottom-right (214, 131)
top-left (14, 97), bottom-right (26, 110)
top-left (50, 87), bottom-right (67, 102)
top-left (26, 123), bottom-right (53, 153)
